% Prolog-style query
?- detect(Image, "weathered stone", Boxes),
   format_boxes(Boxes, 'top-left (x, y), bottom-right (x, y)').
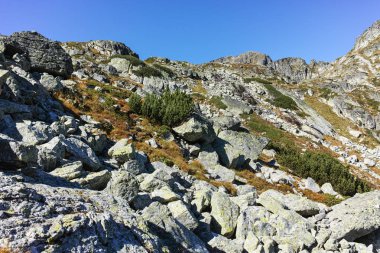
top-left (63, 137), bottom-right (101, 171)
top-left (207, 234), bottom-right (244, 253)
top-left (121, 160), bottom-right (146, 176)
top-left (105, 170), bottom-right (139, 202)
top-left (230, 192), bottom-right (257, 210)
top-left (140, 202), bottom-right (209, 253)
top-left (39, 73), bottom-right (63, 92)
top-left (108, 139), bottom-right (135, 163)
top-left (50, 161), bottom-right (85, 180)
top-left (168, 200), bottom-right (199, 231)
top-left (4, 31), bottom-right (73, 77)
top-left (72, 170), bottom-right (111, 190)
top-left (301, 177), bottom-right (321, 193)
top-left (258, 190), bottom-right (324, 217)
top-left (325, 190), bottom-right (380, 242)
top-left (320, 183), bottom-right (339, 196)
top-left (210, 191), bottom-right (240, 238)
top-left (150, 186), bottom-right (180, 203)
top-left (213, 130), bottom-right (268, 168)
top-left (0, 139), bottom-right (38, 168)
top-left (173, 115), bottom-right (216, 144)
top-left (207, 164), bottom-right (235, 182)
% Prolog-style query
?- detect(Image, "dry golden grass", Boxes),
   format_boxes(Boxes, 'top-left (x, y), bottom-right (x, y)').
top-left (191, 81), bottom-right (207, 95)
top-left (305, 96), bottom-right (353, 137)
top-left (236, 169), bottom-right (293, 194)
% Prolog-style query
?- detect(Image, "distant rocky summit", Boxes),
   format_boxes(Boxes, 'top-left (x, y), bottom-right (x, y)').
top-left (0, 20), bottom-right (379, 253)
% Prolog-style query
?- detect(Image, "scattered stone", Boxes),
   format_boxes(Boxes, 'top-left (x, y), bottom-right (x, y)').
top-left (168, 200), bottom-right (199, 231)
top-left (213, 130), bottom-right (268, 168)
top-left (321, 183), bottom-right (339, 196)
top-left (210, 191), bottom-right (240, 238)
top-left (50, 161), bottom-right (85, 180)
top-left (300, 177), bottom-right (321, 193)
top-left (173, 115), bottom-right (216, 144)
top-left (105, 170), bottom-right (139, 202)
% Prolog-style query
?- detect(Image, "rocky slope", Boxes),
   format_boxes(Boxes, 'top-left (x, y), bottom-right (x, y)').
top-left (0, 20), bottom-right (379, 253)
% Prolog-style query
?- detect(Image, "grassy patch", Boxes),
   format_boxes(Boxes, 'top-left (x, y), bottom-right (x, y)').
top-left (133, 66), bottom-right (163, 78)
top-left (319, 87), bottom-right (336, 99)
top-left (264, 83), bottom-right (298, 110)
top-left (244, 77), bottom-right (272, 84)
top-left (110, 55), bottom-right (145, 67)
top-left (153, 64), bottom-right (175, 77)
top-left (192, 81), bottom-right (207, 95)
top-left (209, 96), bottom-right (227, 110)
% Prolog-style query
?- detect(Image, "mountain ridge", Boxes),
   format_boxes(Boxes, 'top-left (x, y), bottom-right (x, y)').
top-left (0, 19), bottom-right (379, 252)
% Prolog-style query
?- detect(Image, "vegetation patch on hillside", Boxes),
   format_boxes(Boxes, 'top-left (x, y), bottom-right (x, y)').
top-left (133, 66), bottom-right (163, 78)
top-left (129, 89), bottom-right (194, 126)
top-left (109, 55), bottom-right (145, 66)
top-left (243, 113), bottom-right (370, 196)
top-left (264, 83), bottom-right (298, 110)
top-left (268, 142), bottom-right (370, 196)
top-left (153, 64), bottom-right (175, 77)
top-left (243, 77), bottom-right (272, 84)
top-left (209, 96), bottom-right (227, 110)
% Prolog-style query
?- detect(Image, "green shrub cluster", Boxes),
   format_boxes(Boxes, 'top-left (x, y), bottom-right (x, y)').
top-left (153, 64), bottom-right (175, 77)
top-left (244, 77), bottom-right (272, 84)
top-left (268, 142), bottom-right (370, 196)
top-left (264, 83), bottom-right (298, 110)
top-left (133, 66), bottom-right (163, 78)
top-left (128, 89), bottom-right (194, 126)
top-left (110, 55), bottom-right (145, 67)
top-left (128, 93), bottom-right (143, 114)
top-left (209, 96), bottom-right (227, 110)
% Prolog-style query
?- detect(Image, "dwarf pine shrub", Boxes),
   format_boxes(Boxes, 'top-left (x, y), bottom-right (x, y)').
top-left (129, 89), bottom-right (193, 127)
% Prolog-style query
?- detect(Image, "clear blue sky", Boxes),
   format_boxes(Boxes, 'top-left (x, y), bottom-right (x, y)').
top-left (0, 0), bottom-right (379, 63)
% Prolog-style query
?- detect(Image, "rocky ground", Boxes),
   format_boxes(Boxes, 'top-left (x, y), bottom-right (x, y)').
top-left (0, 21), bottom-right (379, 253)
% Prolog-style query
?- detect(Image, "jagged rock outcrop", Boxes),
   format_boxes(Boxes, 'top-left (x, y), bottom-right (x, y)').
top-left (2, 31), bottom-right (73, 77)
top-left (212, 51), bottom-right (273, 65)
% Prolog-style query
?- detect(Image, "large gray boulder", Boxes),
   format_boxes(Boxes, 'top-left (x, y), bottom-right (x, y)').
top-left (3, 31), bottom-right (73, 77)
top-left (167, 200), bottom-right (199, 231)
top-left (72, 170), bottom-right (111, 190)
top-left (37, 136), bottom-right (65, 171)
top-left (0, 138), bottom-right (38, 168)
top-left (173, 115), bottom-right (216, 144)
top-left (108, 139), bottom-right (136, 164)
top-left (39, 73), bottom-right (63, 92)
top-left (86, 40), bottom-right (138, 57)
top-left (258, 190), bottom-right (325, 217)
top-left (256, 191), bottom-right (316, 250)
top-left (105, 170), bottom-right (139, 202)
top-left (324, 190), bottom-right (380, 242)
top-left (0, 173), bottom-right (154, 252)
top-left (63, 137), bottom-right (102, 171)
top-left (213, 130), bottom-right (268, 169)
top-left (49, 161), bottom-right (85, 180)
top-left (140, 202), bottom-right (209, 253)
top-left (210, 191), bottom-right (240, 238)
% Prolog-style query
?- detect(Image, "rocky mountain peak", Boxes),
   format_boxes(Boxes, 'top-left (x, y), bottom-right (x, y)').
top-left (212, 51), bottom-right (273, 65)
top-left (354, 19), bottom-right (380, 51)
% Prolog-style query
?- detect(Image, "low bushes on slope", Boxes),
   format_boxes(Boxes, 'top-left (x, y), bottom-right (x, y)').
top-left (153, 64), bottom-right (175, 77)
top-left (129, 89), bottom-right (194, 127)
top-left (268, 142), bottom-right (370, 196)
top-left (244, 77), bottom-right (272, 84)
top-left (244, 113), bottom-right (370, 196)
top-left (133, 65), bottom-right (163, 78)
top-left (264, 83), bottom-right (298, 110)
top-left (110, 55), bottom-right (145, 66)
